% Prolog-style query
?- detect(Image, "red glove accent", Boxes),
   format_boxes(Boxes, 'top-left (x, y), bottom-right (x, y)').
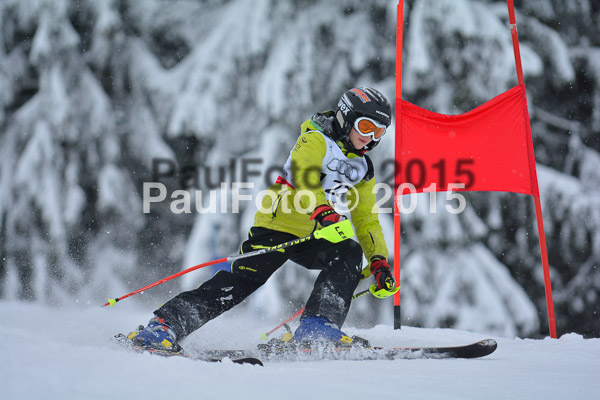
top-left (310, 205), bottom-right (342, 227)
top-left (370, 257), bottom-right (396, 291)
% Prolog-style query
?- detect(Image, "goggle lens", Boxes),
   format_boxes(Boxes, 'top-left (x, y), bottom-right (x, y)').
top-left (355, 118), bottom-right (386, 141)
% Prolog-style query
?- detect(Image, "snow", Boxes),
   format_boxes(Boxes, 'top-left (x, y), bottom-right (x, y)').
top-left (1, 301), bottom-right (599, 400)
top-left (1, 0), bottom-right (599, 362)
top-left (403, 244), bottom-right (539, 337)
top-left (404, 0), bottom-right (537, 106)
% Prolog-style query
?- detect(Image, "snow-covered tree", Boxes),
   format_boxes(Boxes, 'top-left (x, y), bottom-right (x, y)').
top-left (0, 0), bottom-right (598, 337)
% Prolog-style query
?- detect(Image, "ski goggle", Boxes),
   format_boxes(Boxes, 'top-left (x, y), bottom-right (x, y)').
top-left (354, 117), bottom-right (387, 141)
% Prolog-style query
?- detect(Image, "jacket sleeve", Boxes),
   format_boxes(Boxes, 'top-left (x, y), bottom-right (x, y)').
top-left (347, 177), bottom-right (388, 262)
top-left (290, 131), bottom-right (328, 211)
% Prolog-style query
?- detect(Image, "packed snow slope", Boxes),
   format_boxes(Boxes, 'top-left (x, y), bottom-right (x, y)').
top-left (1, 301), bottom-right (599, 400)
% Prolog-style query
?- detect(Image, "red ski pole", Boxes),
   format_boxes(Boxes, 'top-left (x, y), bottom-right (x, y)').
top-left (101, 257), bottom-right (227, 307)
top-left (260, 287), bottom-right (373, 340)
top-left (260, 308), bottom-right (305, 340)
top-left (102, 220), bottom-right (355, 307)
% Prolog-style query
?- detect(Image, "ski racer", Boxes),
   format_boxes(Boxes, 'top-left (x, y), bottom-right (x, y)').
top-left (128, 87), bottom-right (398, 351)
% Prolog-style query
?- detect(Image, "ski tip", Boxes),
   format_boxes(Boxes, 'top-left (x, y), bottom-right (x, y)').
top-left (455, 338), bottom-right (498, 359)
top-left (233, 357), bottom-right (264, 367)
top-left (481, 339), bottom-right (498, 349)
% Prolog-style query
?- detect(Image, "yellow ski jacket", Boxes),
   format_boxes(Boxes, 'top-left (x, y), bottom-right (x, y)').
top-left (253, 114), bottom-right (388, 262)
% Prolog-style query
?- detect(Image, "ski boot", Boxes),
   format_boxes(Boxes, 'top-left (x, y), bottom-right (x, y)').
top-left (292, 315), bottom-right (355, 347)
top-left (127, 317), bottom-right (182, 353)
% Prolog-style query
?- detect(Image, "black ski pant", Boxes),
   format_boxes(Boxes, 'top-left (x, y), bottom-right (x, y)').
top-left (155, 226), bottom-right (363, 340)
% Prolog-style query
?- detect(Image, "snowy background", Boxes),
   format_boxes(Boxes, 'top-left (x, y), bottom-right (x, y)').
top-left (0, 0), bottom-right (599, 344)
top-left (2, 301), bottom-right (600, 400)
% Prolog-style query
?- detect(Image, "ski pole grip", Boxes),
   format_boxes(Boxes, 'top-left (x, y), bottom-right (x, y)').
top-left (313, 219), bottom-right (355, 243)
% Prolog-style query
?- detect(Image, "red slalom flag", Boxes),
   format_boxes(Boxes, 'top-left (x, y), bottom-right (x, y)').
top-left (394, 0), bottom-right (556, 339)
top-left (398, 85), bottom-right (539, 196)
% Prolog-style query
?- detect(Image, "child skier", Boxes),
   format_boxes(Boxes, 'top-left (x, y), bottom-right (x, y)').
top-left (129, 87), bottom-right (397, 351)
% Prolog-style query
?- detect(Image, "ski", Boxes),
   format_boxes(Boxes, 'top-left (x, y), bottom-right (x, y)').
top-left (201, 338), bottom-right (497, 362)
top-left (113, 334), bottom-right (264, 366)
top-left (381, 338), bottom-right (498, 359)
top-left (115, 332), bottom-right (496, 364)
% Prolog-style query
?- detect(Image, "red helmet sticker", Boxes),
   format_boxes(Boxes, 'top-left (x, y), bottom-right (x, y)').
top-left (350, 88), bottom-right (371, 103)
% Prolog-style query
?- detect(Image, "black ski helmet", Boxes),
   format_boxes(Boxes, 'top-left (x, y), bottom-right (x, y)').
top-left (335, 87), bottom-right (392, 152)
